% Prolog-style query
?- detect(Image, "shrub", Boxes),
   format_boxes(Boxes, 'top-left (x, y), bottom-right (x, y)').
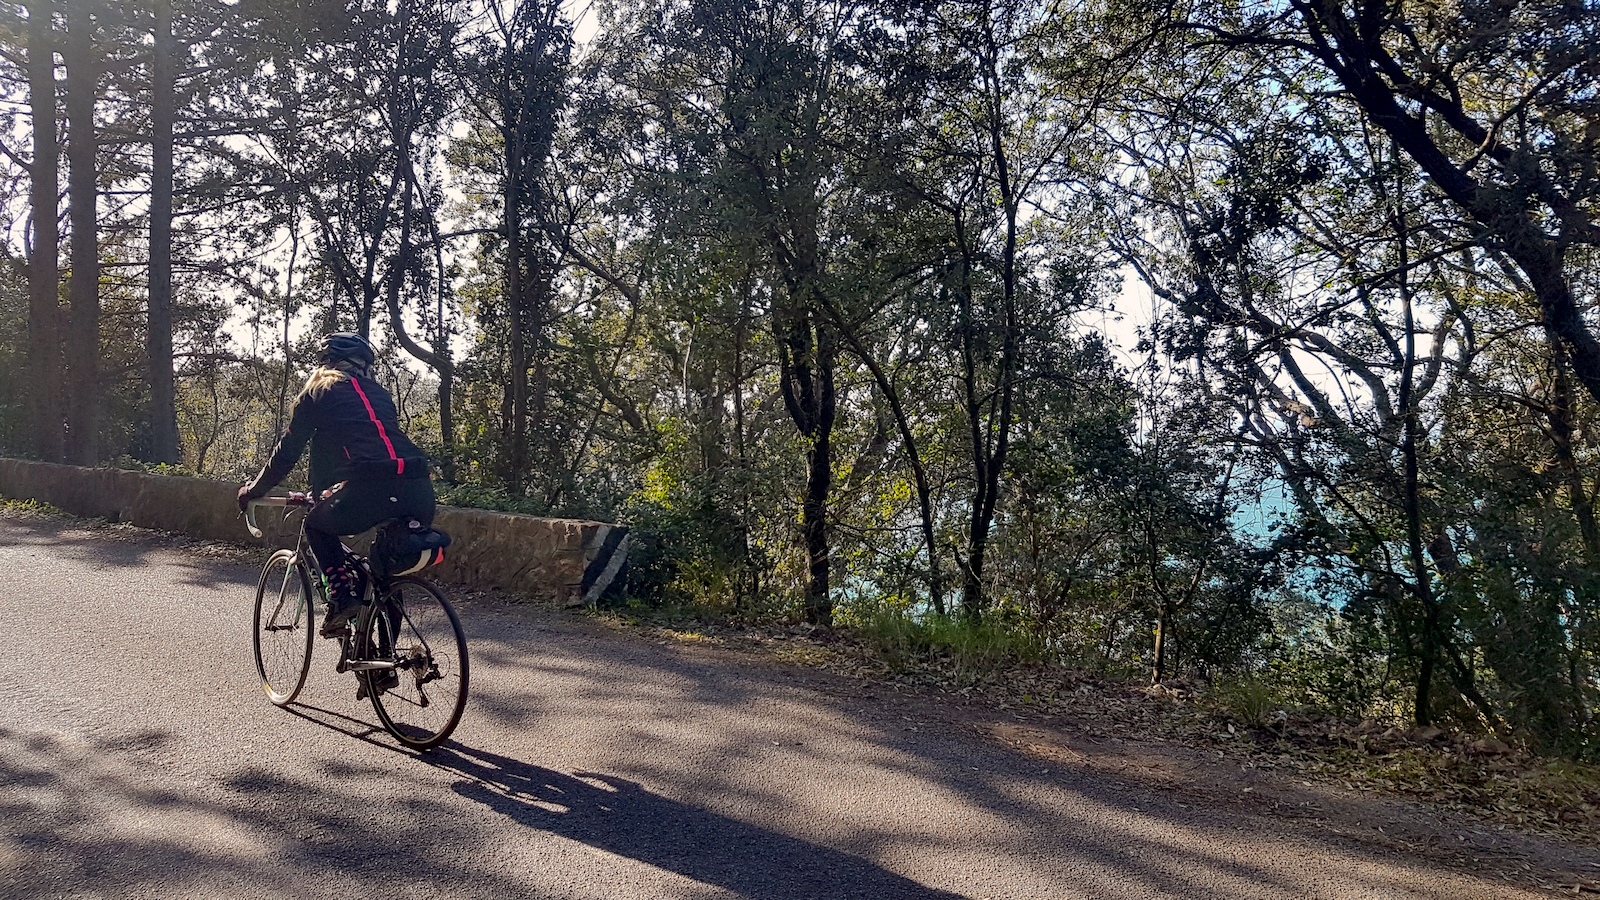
top-left (1213, 676), bottom-right (1282, 727)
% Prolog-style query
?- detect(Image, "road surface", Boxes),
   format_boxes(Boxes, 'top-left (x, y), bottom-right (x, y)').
top-left (0, 516), bottom-right (1589, 899)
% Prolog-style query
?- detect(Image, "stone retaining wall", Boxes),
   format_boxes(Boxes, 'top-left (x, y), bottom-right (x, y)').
top-left (0, 458), bottom-right (629, 605)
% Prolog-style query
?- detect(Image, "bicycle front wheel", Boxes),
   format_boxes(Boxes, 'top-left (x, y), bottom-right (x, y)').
top-left (253, 549), bottom-right (315, 706)
top-left (365, 577), bottom-right (469, 750)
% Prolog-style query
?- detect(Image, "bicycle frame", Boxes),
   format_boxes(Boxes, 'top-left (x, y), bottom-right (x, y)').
top-left (247, 495), bottom-right (413, 675)
top-left (246, 494), bottom-right (391, 592)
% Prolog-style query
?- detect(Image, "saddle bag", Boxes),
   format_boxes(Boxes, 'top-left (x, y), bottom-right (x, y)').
top-left (374, 518), bottom-right (452, 578)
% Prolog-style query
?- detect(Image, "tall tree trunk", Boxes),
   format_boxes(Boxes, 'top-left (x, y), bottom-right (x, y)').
top-left (955, 201), bottom-right (1018, 624)
top-left (26, 0), bottom-right (64, 462)
top-left (958, 21), bottom-right (1021, 620)
top-left (1152, 599), bottom-right (1172, 684)
top-left (1548, 336), bottom-right (1600, 565)
top-left (379, 166), bottom-right (456, 484)
top-left (428, 199), bottom-right (455, 482)
top-left (772, 277), bottom-right (837, 626)
top-left (1545, 336), bottom-right (1597, 715)
top-left (504, 131), bottom-right (528, 494)
top-left (63, 0), bottom-right (98, 465)
top-left (1391, 191), bottom-right (1438, 728)
top-left (799, 317), bottom-right (837, 626)
top-left (814, 284), bottom-right (944, 614)
top-left (275, 212), bottom-right (300, 437)
top-left (804, 416), bottom-right (834, 623)
top-left (733, 276), bottom-right (755, 607)
top-left (357, 285), bottom-right (376, 338)
top-left (437, 370), bottom-right (455, 479)
top-left (527, 241), bottom-right (550, 504)
top-left (433, 282), bottom-right (456, 482)
top-left (146, 0), bottom-right (179, 464)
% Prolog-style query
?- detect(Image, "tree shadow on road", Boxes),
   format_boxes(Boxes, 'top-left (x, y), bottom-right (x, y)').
top-left (279, 700), bottom-right (962, 899)
top-left (8, 514), bottom-right (1586, 898)
top-left (452, 621), bottom-right (1599, 899)
top-left (0, 725), bottom-right (566, 900)
top-left (0, 514), bottom-right (261, 591)
top-left (423, 742), bottom-right (967, 900)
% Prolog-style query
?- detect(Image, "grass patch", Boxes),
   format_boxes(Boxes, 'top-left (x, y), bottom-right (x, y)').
top-left (1212, 676), bottom-right (1284, 727)
top-left (662, 628), bottom-right (720, 644)
top-left (106, 455), bottom-right (200, 479)
top-left (0, 498), bottom-right (68, 519)
top-left (851, 605), bottom-right (1047, 686)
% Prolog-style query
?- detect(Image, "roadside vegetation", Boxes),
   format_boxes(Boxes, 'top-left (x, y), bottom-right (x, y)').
top-left (0, 499), bottom-right (66, 520)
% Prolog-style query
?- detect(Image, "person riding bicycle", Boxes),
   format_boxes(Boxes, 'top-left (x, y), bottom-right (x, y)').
top-left (237, 332), bottom-right (435, 637)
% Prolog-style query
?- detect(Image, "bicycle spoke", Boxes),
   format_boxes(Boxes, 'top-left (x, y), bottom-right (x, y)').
top-left (253, 551), bottom-right (315, 706)
top-left (365, 577), bottom-right (468, 750)
top-left (266, 568), bottom-right (299, 630)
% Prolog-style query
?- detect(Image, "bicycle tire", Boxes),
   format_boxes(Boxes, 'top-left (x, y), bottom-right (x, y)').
top-left (253, 549), bottom-right (315, 706)
top-left (364, 577), bottom-right (469, 750)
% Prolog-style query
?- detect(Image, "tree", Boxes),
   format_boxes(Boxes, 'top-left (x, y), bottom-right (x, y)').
top-left (1182, 0), bottom-right (1600, 405)
top-left (457, 0), bottom-right (570, 495)
top-left (61, 0), bottom-right (98, 464)
top-left (145, 0), bottom-right (178, 463)
top-left (23, 0), bottom-right (63, 461)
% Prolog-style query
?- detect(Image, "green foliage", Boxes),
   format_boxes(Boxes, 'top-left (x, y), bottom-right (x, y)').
top-left (1260, 594), bottom-right (1396, 721)
top-left (433, 481), bottom-right (547, 517)
top-left (1212, 676), bottom-right (1282, 728)
top-left (615, 493), bottom-right (745, 612)
top-left (608, 425), bottom-right (770, 613)
top-left (0, 498), bottom-right (68, 519)
top-left (0, 260), bottom-right (27, 458)
top-left (844, 602), bottom-right (1048, 684)
top-left (105, 456), bottom-right (200, 479)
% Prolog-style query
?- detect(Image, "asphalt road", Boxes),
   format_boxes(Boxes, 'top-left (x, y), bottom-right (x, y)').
top-left (0, 516), bottom-right (1588, 899)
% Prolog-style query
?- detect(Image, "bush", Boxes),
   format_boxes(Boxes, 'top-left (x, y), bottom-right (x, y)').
top-left (614, 493), bottom-right (748, 612)
top-left (1212, 676), bottom-right (1283, 727)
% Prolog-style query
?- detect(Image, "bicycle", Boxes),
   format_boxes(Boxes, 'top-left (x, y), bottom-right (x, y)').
top-left (245, 494), bottom-right (469, 750)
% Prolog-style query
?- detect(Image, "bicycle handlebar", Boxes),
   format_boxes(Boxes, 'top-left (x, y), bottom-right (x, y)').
top-left (245, 493), bottom-right (312, 539)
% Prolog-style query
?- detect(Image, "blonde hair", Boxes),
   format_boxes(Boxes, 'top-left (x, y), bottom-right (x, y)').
top-left (303, 366), bottom-right (349, 399)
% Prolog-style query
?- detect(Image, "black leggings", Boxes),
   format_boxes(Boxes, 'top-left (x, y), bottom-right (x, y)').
top-left (306, 477), bottom-right (435, 572)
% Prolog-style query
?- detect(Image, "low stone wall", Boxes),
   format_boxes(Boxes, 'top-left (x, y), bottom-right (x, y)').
top-left (0, 458), bottom-right (629, 605)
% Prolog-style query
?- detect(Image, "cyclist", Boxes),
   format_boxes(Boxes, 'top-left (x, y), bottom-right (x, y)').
top-left (237, 332), bottom-right (434, 637)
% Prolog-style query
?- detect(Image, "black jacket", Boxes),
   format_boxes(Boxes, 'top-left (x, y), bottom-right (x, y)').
top-left (246, 374), bottom-right (428, 497)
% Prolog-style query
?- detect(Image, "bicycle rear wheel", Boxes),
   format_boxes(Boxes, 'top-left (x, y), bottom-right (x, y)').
top-left (253, 549), bottom-right (315, 706)
top-left (365, 577), bottom-right (468, 750)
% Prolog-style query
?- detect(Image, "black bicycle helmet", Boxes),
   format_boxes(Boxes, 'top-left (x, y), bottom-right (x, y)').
top-left (319, 332), bottom-right (376, 369)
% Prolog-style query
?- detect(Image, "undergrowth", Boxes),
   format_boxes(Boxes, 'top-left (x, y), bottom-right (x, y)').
top-left (844, 604), bottom-right (1048, 686)
top-left (1212, 676), bottom-right (1284, 727)
top-left (106, 456), bottom-right (200, 478)
top-left (0, 498), bottom-right (67, 519)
